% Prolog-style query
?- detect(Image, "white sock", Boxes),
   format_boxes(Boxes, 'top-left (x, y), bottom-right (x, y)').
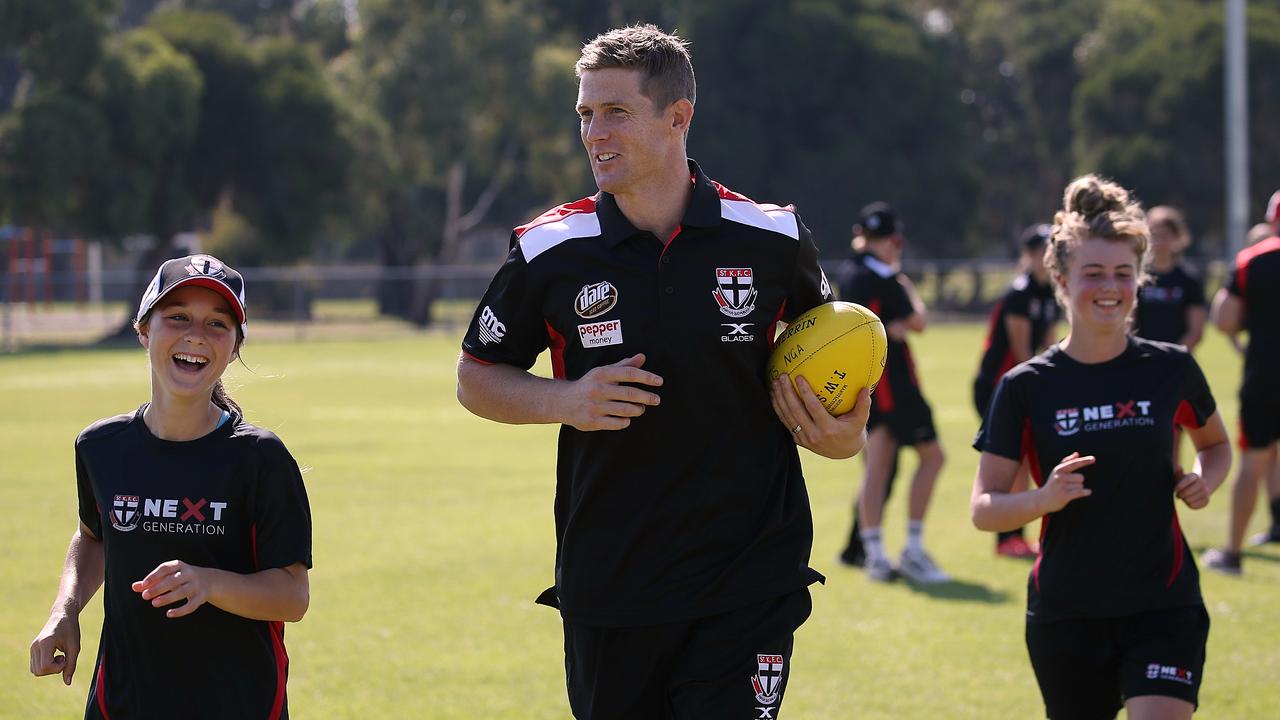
top-left (907, 520), bottom-right (924, 553)
top-left (860, 528), bottom-right (885, 561)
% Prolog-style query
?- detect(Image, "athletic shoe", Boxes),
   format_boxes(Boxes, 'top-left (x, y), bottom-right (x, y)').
top-left (1248, 527), bottom-right (1280, 547)
top-left (863, 555), bottom-right (897, 582)
top-left (996, 535), bottom-right (1038, 559)
top-left (898, 548), bottom-right (951, 584)
top-left (1200, 548), bottom-right (1243, 576)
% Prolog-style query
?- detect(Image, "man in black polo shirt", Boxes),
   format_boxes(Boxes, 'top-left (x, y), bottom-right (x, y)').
top-left (1203, 189), bottom-right (1280, 573)
top-left (456, 24), bottom-right (869, 719)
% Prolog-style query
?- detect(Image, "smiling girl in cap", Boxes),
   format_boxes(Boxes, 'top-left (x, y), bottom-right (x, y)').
top-left (30, 254), bottom-right (313, 719)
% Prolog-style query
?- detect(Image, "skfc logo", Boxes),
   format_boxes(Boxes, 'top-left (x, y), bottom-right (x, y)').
top-left (477, 306), bottom-right (506, 345)
top-left (713, 268), bottom-right (757, 318)
top-left (1055, 408), bottom-right (1080, 437)
top-left (751, 653), bottom-right (784, 708)
top-left (183, 254), bottom-right (226, 279)
top-left (112, 494), bottom-right (140, 532)
top-left (574, 281), bottom-right (618, 319)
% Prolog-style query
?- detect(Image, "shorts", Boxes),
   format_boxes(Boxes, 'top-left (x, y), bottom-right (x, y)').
top-left (1025, 604), bottom-right (1209, 719)
top-left (868, 392), bottom-right (938, 446)
top-left (562, 589), bottom-right (813, 720)
top-left (1238, 383), bottom-right (1280, 449)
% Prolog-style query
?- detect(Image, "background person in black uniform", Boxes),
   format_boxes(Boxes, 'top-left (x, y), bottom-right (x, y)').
top-left (973, 224), bottom-right (1060, 559)
top-left (455, 25), bottom-right (870, 719)
top-left (836, 203), bottom-right (950, 584)
top-left (972, 175), bottom-right (1231, 720)
top-left (1202, 190), bottom-right (1280, 573)
top-left (1132, 206), bottom-right (1207, 350)
top-left (30, 255), bottom-right (313, 719)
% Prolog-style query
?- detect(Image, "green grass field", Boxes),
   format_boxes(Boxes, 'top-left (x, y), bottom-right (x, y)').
top-left (2, 324), bottom-right (1278, 718)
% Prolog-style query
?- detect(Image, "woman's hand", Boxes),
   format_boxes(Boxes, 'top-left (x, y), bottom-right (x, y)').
top-left (30, 609), bottom-right (82, 685)
top-left (1039, 452), bottom-right (1095, 513)
top-left (133, 561), bottom-right (215, 618)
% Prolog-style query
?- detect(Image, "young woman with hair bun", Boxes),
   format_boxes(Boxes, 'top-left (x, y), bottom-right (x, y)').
top-left (971, 176), bottom-right (1231, 720)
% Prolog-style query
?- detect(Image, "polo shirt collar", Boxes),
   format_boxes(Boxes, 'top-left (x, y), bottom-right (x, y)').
top-left (597, 158), bottom-right (722, 248)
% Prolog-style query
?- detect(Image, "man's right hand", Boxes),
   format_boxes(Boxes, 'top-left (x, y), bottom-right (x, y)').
top-left (30, 609), bottom-right (81, 686)
top-left (562, 353), bottom-right (663, 431)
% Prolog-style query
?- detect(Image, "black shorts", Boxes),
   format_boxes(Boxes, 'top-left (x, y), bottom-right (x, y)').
top-left (868, 392), bottom-right (937, 446)
top-left (1025, 605), bottom-right (1209, 719)
top-left (1239, 383), bottom-right (1280, 449)
top-left (562, 589), bottom-right (812, 720)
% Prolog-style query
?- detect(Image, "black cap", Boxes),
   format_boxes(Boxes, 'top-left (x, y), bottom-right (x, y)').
top-left (136, 254), bottom-right (247, 334)
top-left (858, 202), bottom-right (900, 238)
top-left (1020, 223), bottom-right (1052, 250)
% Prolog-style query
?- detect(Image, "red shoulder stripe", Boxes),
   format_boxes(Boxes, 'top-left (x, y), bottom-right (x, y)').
top-left (514, 197), bottom-right (598, 238)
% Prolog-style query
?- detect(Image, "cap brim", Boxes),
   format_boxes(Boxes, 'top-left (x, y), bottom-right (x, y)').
top-left (158, 277), bottom-right (247, 325)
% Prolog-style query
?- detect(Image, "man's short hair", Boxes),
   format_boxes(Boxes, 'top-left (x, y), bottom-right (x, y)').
top-left (575, 24), bottom-right (696, 111)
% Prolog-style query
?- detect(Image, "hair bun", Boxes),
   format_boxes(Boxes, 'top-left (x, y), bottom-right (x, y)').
top-left (1065, 174), bottom-right (1129, 219)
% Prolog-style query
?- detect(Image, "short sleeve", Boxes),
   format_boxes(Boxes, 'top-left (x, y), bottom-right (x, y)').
top-left (1227, 253), bottom-right (1247, 298)
top-left (75, 443), bottom-right (101, 538)
top-left (1003, 286), bottom-right (1031, 318)
top-left (973, 373), bottom-right (1027, 461)
top-left (1184, 271), bottom-right (1207, 308)
top-left (251, 436), bottom-right (313, 571)
top-left (460, 237), bottom-right (549, 369)
top-left (1174, 354), bottom-right (1216, 429)
top-left (783, 217), bottom-right (835, 321)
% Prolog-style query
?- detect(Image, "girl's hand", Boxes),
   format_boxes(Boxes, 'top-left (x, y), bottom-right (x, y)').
top-left (1039, 452), bottom-right (1095, 514)
top-left (1174, 472), bottom-right (1210, 509)
top-left (133, 561), bottom-right (216, 618)
top-left (30, 610), bottom-right (81, 685)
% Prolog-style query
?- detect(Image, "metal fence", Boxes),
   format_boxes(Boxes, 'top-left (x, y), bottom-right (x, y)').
top-left (0, 258), bottom-right (1231, 352)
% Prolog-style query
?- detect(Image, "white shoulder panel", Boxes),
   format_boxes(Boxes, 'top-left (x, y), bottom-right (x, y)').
top-left (518, 212), bottom-right (603, 262)
top-left (719, 199), bottom-right (800, 240)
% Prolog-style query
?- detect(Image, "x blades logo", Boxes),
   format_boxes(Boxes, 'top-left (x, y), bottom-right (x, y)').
top-left (721, 322), bottom-right (754, 343)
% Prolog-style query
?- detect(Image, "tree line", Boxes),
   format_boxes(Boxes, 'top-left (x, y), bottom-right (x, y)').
top-left (2, 0), bottom-right (1278, 324)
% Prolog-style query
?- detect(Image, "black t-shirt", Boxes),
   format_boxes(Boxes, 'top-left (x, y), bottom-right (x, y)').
top-left (837, 252), bottom-right (922, 411)
top-left (976, 272), bottom-right (1060, 388)
top-left (1133, 263), bottom-right (1206, 344)
top-left (76, 407), bottom-right (312, 719)
top-left (1227, 236), bottom-right (1280, 390)
top-left (974, 338), bottom-right (1214, 623)
top-left (461, 160), bottom-right (832, 626)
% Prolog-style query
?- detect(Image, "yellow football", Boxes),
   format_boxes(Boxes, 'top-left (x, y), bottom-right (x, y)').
top-left (768, 301), bottom-right (887, 416)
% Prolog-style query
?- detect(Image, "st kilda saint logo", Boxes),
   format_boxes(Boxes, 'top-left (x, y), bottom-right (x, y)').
top-left (713, 267), bottom-right (757, 318)
top-left (184, 254), bottom-right (226, 279)
top-left (574, 281), bottom-right (618, 319)
top-left (752, 654), bottom-right (784, 707)
top-left (1055, 408), bottom-right (1080, 437)
top-left (112, 494), bottom-right (140, 532)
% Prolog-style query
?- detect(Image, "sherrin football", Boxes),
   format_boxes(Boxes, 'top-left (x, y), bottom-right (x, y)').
top-left (767, 301), bottom-right (887, 416)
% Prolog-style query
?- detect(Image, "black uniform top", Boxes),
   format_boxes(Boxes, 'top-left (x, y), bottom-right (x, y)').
top-left (836, 252), bottom-right (921, 412)
top-left (1133, 263), bottom-right (1206, 344)
top-left (974, 338), bottom-right (1214, 623)
top-left (461, 160), bottom-right (832, 627)
top-left (76, 407), bottom-right (312, 720)
top-left (976, 272), bottom-right (1060, 388)
top-left (1227, 236), bottom-right (1280, 389)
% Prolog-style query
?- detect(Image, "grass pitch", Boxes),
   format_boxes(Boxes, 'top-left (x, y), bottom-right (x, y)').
top-left (2, 324), bottom-right (1278, 718)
